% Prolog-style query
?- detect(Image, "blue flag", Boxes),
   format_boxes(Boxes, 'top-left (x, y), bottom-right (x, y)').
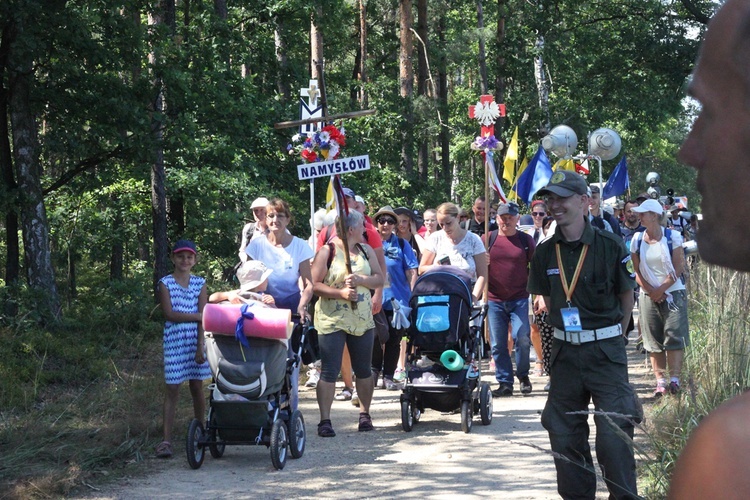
top-left (515, 146), bottom-right (553, 203)
top-left (603, 155), bottom-right (629, 199)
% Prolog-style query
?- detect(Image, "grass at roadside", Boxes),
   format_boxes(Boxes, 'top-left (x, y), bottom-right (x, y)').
top-left (0, 274), bottom-right (197, 499)
top-left (637, 264), bottom-right (750, 498)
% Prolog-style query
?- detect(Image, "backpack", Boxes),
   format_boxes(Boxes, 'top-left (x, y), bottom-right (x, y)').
top-left (633, 227), bottom-right (675, 256)
top-left (487, 229), bottom-right (534, 263)
top-left (325, 241), bottom-right (369, 269)
top-left (633, 228), bottom-right (686, 284)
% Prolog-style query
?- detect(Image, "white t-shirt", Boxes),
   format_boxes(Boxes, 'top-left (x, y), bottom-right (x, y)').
top-left (246, 235), bottom-right (314, 304)
top-left (424, 230), bottom-right (485, 279)
top-left (630, 228), bottom-right (685, 294)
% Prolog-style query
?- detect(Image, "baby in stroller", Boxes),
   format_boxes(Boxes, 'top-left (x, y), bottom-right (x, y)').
top-left (186, 261), bottom-right (307, 470)
top-left (400, 266), bottom-right (492, 433)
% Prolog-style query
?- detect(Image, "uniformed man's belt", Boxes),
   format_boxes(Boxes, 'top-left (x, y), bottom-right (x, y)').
top-left (553, 325), bottom-right (622, 345)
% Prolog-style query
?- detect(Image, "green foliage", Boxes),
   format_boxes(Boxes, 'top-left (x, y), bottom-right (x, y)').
top-left (638, 266), bottom-right (750, 497)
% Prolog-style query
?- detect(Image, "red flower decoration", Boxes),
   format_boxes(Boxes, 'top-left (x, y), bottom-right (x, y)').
top-left (301, 149), bottom-right (318, 163)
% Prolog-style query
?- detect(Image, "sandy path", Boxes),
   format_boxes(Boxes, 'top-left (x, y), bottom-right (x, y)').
top-left (77, 340), bottom-right (652, 499)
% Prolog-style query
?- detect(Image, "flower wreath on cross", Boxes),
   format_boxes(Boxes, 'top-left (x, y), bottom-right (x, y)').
top-left (287, 124), bottom-right (346, 163)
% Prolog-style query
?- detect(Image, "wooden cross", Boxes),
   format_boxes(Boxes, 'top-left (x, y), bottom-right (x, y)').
top-left (468, 94), bottom-right (506, 138)
top-left (275, 63), bottom-right (376, 130)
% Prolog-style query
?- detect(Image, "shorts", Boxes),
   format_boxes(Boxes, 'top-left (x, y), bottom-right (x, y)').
top-left (639, 289), bottom-right (689, 352)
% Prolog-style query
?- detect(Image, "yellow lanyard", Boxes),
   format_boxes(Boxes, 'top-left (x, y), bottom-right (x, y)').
top-left (555, 243), bottom-right (589, 306)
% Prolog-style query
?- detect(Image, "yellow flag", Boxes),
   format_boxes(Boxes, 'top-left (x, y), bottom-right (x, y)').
top-left (503, 126), bottom-right (519, 184)
top-left (325, 176), bottom-right (336, 210)
top-left (508, 157), bottom-right (529, 201)
top-left (555, 158), bottom-right (577, 171)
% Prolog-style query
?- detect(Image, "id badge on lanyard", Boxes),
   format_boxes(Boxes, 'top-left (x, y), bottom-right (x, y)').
top-left (555, 244), bottom-right (589, 333)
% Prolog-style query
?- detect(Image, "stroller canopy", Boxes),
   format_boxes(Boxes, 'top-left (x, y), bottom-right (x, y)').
top-left (412, 266), bottom-right (473, 305)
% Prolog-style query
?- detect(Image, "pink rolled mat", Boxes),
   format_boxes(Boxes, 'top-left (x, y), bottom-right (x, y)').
top-left (203, 303), bottom-right (293, 340)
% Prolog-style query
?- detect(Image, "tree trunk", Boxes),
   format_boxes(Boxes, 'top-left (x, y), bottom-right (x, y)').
top-left (8, 34), bottom-right (61, 322)
top-left (274, 15), bottom-right (290, 101)
top-left (310, 4), bottom-right (324, 80)
top-left (1, 24), bottom-right (20, 318)
top-left (495, 0), bottom-right (507, 118)
top-left (437, 11), bottom-right (450, 190)
top-left (399, 0), bottom-right (414, 176)
top-left (416, 0), bottom-right (428, 181)
top-left (477, 0), bottom-right (488, 94)
top-left (359, 0), bottom-right (368, 108)
top-left (149, 0), bottom-right (175, 300)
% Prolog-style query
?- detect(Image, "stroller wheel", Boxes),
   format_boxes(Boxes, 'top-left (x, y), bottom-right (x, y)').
top-left (401, 399), bottom-right (414, 432)
top-left (479, 382), bottom-right (493, 425)
top-left (460, 400), bottom-right (473, 433)
top-left (289, 410), bottom-right (306, 459)
top-left (270, 418), bottom-right (288, 470)
top-left (186, 418), bottom-right (206, 469)
top-left (207, 409), bottom-right (225, 459)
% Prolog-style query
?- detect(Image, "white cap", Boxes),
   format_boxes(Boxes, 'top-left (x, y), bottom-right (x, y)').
top-left (236, 261), bottom-right (273, 291)
top-left (354, 195), bottom-right (365, 204)
top-left (251, 197), bottom-right (269, 209)
top-left (632, 199), bottom-right (664, 215)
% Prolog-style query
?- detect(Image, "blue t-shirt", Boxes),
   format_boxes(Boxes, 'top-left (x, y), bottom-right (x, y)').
top-left (382, 234), bottom-right (419, 309)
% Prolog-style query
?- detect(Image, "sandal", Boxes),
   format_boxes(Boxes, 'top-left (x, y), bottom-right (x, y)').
top-left (317, 419), bottom-right (336, 437)
top-left (155, 440), bottom-right (173, 458)
top-left (334, 387), bottom-right (353, 401)
top-left (358, 412), bottom-right (374, 432)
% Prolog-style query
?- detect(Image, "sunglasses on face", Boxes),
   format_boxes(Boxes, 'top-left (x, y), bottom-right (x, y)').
top-left (532, 212), bottom-right (546, 217)
top-left (377, 218), bottom-right (396, 225)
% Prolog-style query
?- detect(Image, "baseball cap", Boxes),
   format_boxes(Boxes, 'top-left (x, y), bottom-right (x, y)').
top-left (537, 171), bottom-right (588, 198)
top-left (236, 261), bottom-right (274, 291)
top-left (342, 187), bottom-right (356, 199)
top-left (631, 199), bottom-right (664, 215)
top-left (251, 197), bottom-right (269, 209)
top-left (589, 185), bottom-right (601, 194)
top-left (355, 195), bottom-right (365, 204)
top-left (496, 202), bottom-right (520, 216)
top-left (172, 239), bottom-right (197, 254)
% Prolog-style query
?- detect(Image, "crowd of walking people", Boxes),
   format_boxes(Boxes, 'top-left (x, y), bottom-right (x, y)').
top-left (158, 175), bottom-right (696, 497)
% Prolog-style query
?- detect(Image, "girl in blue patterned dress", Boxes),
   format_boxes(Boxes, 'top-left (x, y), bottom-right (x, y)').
top-left (155, 239), bottom-right (210, 458)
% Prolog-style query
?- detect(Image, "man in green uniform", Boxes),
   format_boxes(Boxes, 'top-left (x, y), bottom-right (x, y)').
top-left (527, 170), bottom-right (640, 499)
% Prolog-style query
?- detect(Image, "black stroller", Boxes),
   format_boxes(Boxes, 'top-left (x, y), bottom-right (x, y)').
top-left (400, 267), bottom-right (492, 433)
top-left (185, 322), bottom-right (310, 470)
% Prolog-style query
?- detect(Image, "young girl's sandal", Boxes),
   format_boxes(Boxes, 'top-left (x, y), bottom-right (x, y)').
top-left (155, 440), bottom-right (173, 458)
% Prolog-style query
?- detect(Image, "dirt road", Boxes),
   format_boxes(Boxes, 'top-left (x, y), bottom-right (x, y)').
top-left (78, 341), bottom-right (652, 500)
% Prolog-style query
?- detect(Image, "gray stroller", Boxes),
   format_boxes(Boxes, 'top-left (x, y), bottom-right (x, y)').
top-left (185, 324), bottom-right (309, 470)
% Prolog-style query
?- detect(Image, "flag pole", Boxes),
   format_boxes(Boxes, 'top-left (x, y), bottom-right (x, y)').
top-left (332, 175), bottom-right (358, 310)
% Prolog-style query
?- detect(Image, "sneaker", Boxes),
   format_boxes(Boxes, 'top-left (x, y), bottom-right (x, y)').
top-left (669, 381), bottom-right (681, 395)
top-left (384, 377), bottom-right (400, 391)
top-left (393, 368), bottom-right (406, 382)
top-left (492, 383), bottom-right (513, 397)
top-left (351, 390), bottom-right (360, 407)
top-left (654, 385), bottom-right (668, 398)
top-left (305, 368), bottom-right (320, 388)
top-left (543, 380), bottom-right (551, 392)
top-left (155, 440), bottom-right (173, 458)
top-left (334, 387), bottom-right (353, 401)
top-left (520, 376), bottom-right (533, 395)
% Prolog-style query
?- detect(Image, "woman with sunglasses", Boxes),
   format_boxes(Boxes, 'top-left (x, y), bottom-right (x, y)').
top-left (371, 206), bottom-right (419, 390)
top-left (418, 202), bottom-right (487, 303)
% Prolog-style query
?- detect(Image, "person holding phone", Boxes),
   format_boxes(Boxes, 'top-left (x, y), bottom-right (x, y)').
top-left (418, 202), bottom-right (487, 303)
